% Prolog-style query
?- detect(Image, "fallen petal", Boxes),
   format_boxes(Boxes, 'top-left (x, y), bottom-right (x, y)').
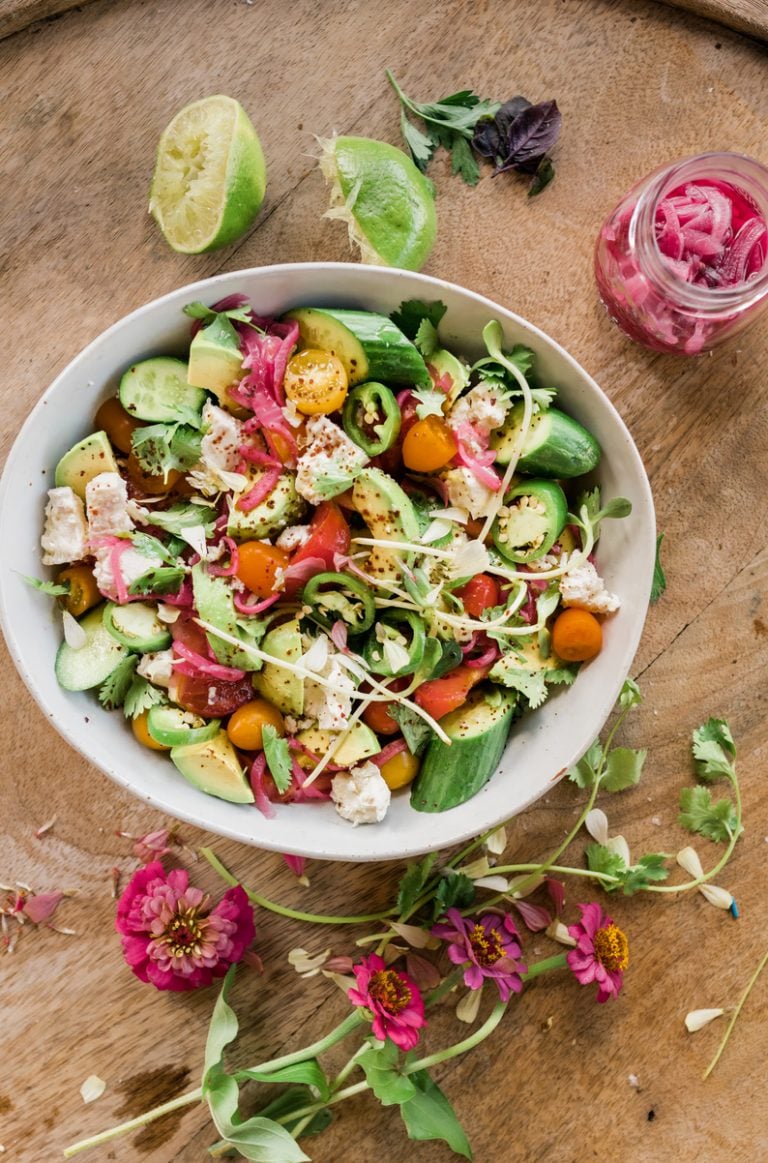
top-left (585, 808), bottom-right (610, 846)
top-left (390, 922), bottom-right (440, 949)
top-left (546, 919), bottom-right (577, 947)
top-left (288, 947), bottom-right (330, 976)
top-left (23, 892), bottom-right (64, 925)
top-left (485, 826), bottom-right (507, 856)
top-left (80, 1076), bottom-right (106, 1104)
top-left (473, 875), bottom-right (510, 892)
top-left (677, 846), bottom-right (705, 878)
top-left (456, 986), bottom-right (483, 1024)
top-left (699, 884), bottom-right (734, 910)
top-left (606, 834), bottom-right (631, 866)
top-left (685, 1007), bottom-right (725, 1032)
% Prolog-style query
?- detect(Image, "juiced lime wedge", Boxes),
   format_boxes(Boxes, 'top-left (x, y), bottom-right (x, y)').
top-left (319, 135), bottom-right (437, 270)
top-left (149, 95), bottom-right (267, 254)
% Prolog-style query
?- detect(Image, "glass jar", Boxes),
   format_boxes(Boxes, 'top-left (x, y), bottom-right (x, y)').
top-left (594, 152), bottom-right (768, 355)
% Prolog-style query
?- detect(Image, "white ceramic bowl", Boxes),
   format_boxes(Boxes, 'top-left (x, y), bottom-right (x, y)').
top-left (0, 264), bottom-right (655, 862)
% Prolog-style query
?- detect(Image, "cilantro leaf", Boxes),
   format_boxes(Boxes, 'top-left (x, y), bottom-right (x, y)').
top-left (567, 740), bottom-right (603, 788)
top-left (619, 854), bottom-right (669, 895)
top-left (619, 677), bottom-right (643, 709)
top-left (650, 533), bottom-right (667, 603)
top-left (262, 724), bottom-right (292, 794)
top-left (21, 574), bottom-right (70, 596)
top-left (130, 531), bottom-right (180, 564)
top-left (585, 841), bottom-right (626, 886)
top-left (128, 567), bottom-right (186, 596)
top-left (489, 660), bottom-right (547, 709)
top-left (390, 299), bottom-right (447, 341)
top-left (148, 501), bottom-right (217, 537)
top-left (412, 387), bottom-right (445, 420)
top-left (183, 299), bottom-right (259, 329)
top-left (432, 870), bottom-right (475, 920)
top-left (678, 785), bottom-right (740, 843)
top-left (544, 664), bottom-right (579, 685)
top-left (98, 655), bottom-right (138, 710)
top-left (601, 747), bottom-right (646, 792)
top-left (413, 317), bottom-right (439, 359)
top-left (389, 704), bottom-right (435, 757)
top-left (692, 718), bottom-right (736, 782)
top-left (396, 852), bottom-right (439, 916)
top-left (131, 423), bottom-right (203, 478)
top-left (123, 676), bottom-right (168, 719)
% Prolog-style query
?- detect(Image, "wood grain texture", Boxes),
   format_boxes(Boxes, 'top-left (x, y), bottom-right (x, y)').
top-left (2, 0), bottom-right (768, 1160)
top-left (661, 0), bottom-right (768, 41)
top-left (0, 0), bottom-right (98, 40)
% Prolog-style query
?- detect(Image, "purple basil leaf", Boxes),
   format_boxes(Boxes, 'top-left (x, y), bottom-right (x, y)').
top-left (471, 96), bottom-right (532, 160)
top-left (494, 99), bottom-right (562, 175)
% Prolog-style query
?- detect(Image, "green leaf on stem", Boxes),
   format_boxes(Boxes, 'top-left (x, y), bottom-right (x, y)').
top-left (601, 747), bottom-right (646, 792)
top-left (396, 852), bottom-right (439, 916)
top-left (585, 841), bottom-right (626, 887)
top-left (692, 719), bottom-right (736, 782)
top-left (567, 740), bottom-right (603, 788)
top-left (256, 1088), bottom-right (332, 1138)
top-left (203, 966), bottom-right (240, 1086)
top-left (399, 1068), bottom-right (472, 1158)
top-left (618, 677), bottom-right (642, 709)
top-left (619, 854), bottom-right (669, 895)
top-left (433, 870), bottom-right (475, 920)
top-left (359, 1041), bottom-right (418, 1106)
top-left (239, 1058), bottom-right (331, 1101)
top-left (21, 574), bottom-right (70, 596)
top-left (678, 786), bottom-right (740, 844)
top-left (650, 533), bottom-right (667, 602)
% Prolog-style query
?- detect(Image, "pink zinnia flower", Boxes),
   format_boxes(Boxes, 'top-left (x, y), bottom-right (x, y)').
top-left (432, 908), bottom-right (527, 1000)
top-left (348, 953), bottom-right (426, 1051)
top-left (566, 902), bottom-right (629, 1003)
top-left (115, 861), bottom-right (255, 991)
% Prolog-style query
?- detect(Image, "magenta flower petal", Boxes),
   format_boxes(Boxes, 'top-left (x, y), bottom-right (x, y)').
top-left (115, 862), bottom-right (256, 991)
top-left (348, 953), bottom-right (426, 1050)
top-left (431, 909), bottom-right (526, 999)
top-left (566, 902), bottom-right (628, 1003)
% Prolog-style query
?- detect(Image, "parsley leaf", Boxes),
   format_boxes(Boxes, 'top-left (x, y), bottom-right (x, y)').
top-left (678, 785), bottom-right (740, 844)
top-left (396, 852), bottom-right (439, 916)
top-left (131, 423), bottom-right (203, 478)
top-left (389, 704), bottom-right (436, 757)
top-left (98, 655), bottom-right (138, 710)
top-left (128, 567), bottom-right (186, 596)
top-left (123, 676), bottom-right (167, 719)
top-left (651, 533), bottom-right (667, 603)
top-left (21, 574), bottom-right (70, 596)
top-left (692, 718), bottom-right (736, 782)
top-left (262, 724), bottom-right (292, 794)
top-left (390, 299), bottom-right (447, 341)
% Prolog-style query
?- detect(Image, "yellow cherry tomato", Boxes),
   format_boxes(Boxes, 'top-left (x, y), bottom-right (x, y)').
top-left (379, 749), bottom-right (420, 790)
top-left (132, 710), bottom-right (171, 751)
top-left (56, 564), bottom-right (101, 618)
top-left (551, 608), bottom-right (603, 662)
top-left (284, 349), bottom-right (348, 415)
top-left (227, 699), bottom-right (286, 751)
top-left (94, 396), bottom-right (145, 454)
top-left (402, 414), bottom-right (457, 472)
top-left (235, 541), bottom-right (289, 598)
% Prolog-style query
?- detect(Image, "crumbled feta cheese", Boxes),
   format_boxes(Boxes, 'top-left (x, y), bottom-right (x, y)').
top-left (136, 649), bottom-right (174, 688)
top-left (93, 546), bottom-right (163, 599)
top-left (86, 472), bottom-right (134, 538)
top-left (449, 384), bottom-right (510, 435)
top-left (295, 415), bottom-right (368, 505)
top-left (282, 398), bottom-right (303, 428)
top-left (277, 524), bottom-right (311, 552)
top-left (303, 653), bottom-right (355, 732)
top-left (560, 560), bottom-right (620, 614)
top-left (331, 761), bottom-right (391, 825)
top-left (41, 486), bottom-right (88, 565)
top-left (188, 402), bottom-right (248, 496)
top-left (442, 467), bottom-right (496, 519)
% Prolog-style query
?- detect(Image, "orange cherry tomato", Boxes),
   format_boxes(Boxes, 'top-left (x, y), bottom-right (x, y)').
top-left (284, 349), bottom-right (348, 415)
top-left (94, 396), bottom-right (146, 454)
top-left (235, 541), bottom-right (289, 598)
top-left (56, 564), bottom-right (101, 617)
top-left (227, 699), bottom-right (285, 751)
top-left (551, 608), bottom-right (603, 662)
top-left (455, 574), bottom-right (500, 618)
top-left (380, 749), bottom-right (420, 790)
top-left (413, 664), bottom-right (490, 721)
top-left (402, 415), bottom-right (457, 473)
top-left (363, 699), bottom-right (401, 736)
top-left (132, 710), bottom-right (170, 751)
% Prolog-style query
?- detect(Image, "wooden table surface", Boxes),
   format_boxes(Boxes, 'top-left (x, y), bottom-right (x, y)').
top-left (3, 1), bottom-right (768, 1160)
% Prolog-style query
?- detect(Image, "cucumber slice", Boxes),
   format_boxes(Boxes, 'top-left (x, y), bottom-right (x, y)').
top-left (170, 731), bottom-right (254, 803)
top-left (55, 604), bottom-right (130, 691)
top-left (410, 689), bottom-right (518, 813)
top-left (491, 403), bottom-right (601, 478)
top-left (119, 357), bottom-right (208, 425)
top-left (54, 431), bottom-right (120, 499)
top-left (284, 307), bottom-right (431, 388)
top-left (147, 705), bottom-right (221, 747)
top-left (103, 601), bottom-right (172, 652)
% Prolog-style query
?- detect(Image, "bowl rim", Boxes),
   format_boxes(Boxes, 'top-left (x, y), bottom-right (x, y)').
top-left (0, 262), bottom-right (656, 861)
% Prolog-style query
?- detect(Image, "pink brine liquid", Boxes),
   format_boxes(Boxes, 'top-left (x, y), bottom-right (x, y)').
top-left (595, 170), bottom-right (768, 354)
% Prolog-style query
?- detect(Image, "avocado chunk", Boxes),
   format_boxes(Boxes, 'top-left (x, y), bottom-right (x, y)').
top-left (191, 563), bottom-right (263, 671)
top-left (54, 431), bottom-right (119, 500)
top-left (253, 617), bottom-right (304, 715)
top-left (171, 731), bottom-right (254, 804)
top-left (410, 688), bottom-right (518, 813)
top-left (296, 720), bottom-right (381, 767)
top-left (227, 472), bottom-right (307, 540)
top-left (427, 346), bottom-right (470, 406)
top-left (351, 467), bottom-right (420, 579)
top-left (188, 315), bottom-right (245, 399)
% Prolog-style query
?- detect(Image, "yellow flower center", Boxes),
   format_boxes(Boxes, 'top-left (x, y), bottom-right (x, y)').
top-left (468, 923), bottom-right (505, 967)
top-left (164, 906), bottom-right (205, 957)
top-left (369, 969), bottom-right (412, 1014)
top-left (593, 923), bottom-right (629, 972)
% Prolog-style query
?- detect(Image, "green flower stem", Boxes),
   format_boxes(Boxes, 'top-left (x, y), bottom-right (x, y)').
top-left (522, 952), bottom-right (568, 980)
top-left (703, 944), bottom-right (768, 1080)
top-left (200, 847), bottom-right (396, 924)
top-left (64, 1011), bottom-right (367, 1157)
top-left (275, 1080), bottom-right (370, 1126)
top-left (645, 772), bottom-right (742, 895)
top-left (489, 862), bottom-right (620, 884)
top-left (425, 966), bottom-right (464, 1005)
top-left (404, 999), bottom-right (507, 1074)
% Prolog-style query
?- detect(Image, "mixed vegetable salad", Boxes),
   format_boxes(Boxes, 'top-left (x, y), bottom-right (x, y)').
top-left (34, 296), bottom-right (630, 826)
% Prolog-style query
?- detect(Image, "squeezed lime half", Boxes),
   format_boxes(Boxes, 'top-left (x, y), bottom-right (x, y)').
top-left (149, 95), bottom-right (267, 254)
top-left (319, 135), bottom-right (437, 270)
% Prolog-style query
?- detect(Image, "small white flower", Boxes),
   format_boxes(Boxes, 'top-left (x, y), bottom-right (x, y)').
top-left (676, 847), bottom-right (733, 909)
top-left (456, 987), bottom-right (483, 1024)
top-left (685, 1008), bottom-right (725, 1033)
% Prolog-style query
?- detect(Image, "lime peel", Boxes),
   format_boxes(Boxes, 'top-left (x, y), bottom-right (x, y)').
top-left (318, 135), bottom-right (381, 265)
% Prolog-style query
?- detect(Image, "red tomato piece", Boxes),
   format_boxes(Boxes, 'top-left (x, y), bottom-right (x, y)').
top-left (414, 665), bottom-right (490, 721)
top-left (169, 672), bottom-right (256, 718)
top-left (285, 501), bottom-right (351, 595)
top-left (454, 574), bottom-right (500, 618)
